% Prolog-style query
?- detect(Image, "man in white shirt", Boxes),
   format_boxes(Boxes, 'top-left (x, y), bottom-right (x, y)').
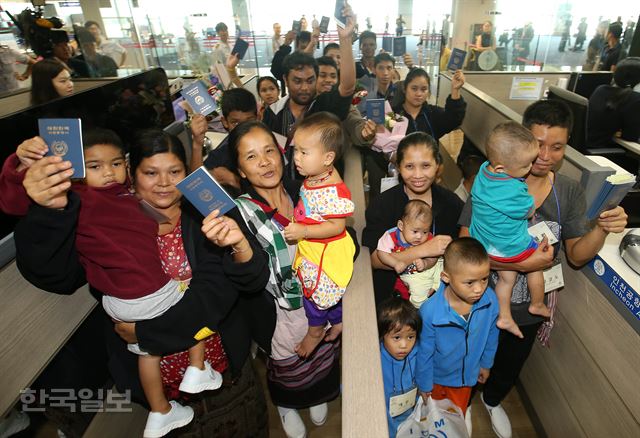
top-left (454, 155), bottom-right (483, 202)
top-left (272, 22), bottom-right (284, 54)
top-left (85, 21), bottom-right (127, 67)
top-left (212, 22), bottom-right (231, 65)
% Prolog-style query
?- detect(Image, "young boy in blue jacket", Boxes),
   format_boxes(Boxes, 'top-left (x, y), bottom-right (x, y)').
top-left (378, 297), bottom-right (422, 438)
top-left (417, 237), bottom-right (499, 414)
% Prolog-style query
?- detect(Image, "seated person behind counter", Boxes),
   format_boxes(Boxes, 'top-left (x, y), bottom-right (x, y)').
top-left (587, 56), bottom-right (640, 154)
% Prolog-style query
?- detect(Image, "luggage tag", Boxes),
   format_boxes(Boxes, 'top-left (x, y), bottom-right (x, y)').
top-left (381, 176), bottom-right (399, 193)
top-left (543, 263), bottom-right (564, 293)
top-left (389, 386), bottom-right (417, 417)
top-left (528, 221), bottom-right (558, 245)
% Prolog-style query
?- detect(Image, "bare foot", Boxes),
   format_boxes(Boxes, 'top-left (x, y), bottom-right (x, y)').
top-left (497, 317), bottom-right (524, 339)
top-left (295, 329), bottom-right (324, 359)
top-left (529, 302), bottom-right (551, 318)
top-left (324, 323), bottom-right (343, 341)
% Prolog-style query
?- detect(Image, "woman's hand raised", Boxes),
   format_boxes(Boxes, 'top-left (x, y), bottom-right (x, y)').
top-left (23, 156), bottom-right (74, 209)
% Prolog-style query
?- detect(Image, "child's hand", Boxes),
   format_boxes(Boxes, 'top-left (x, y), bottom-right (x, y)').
top-left (478, 367), bottom-right (490, 384)
top-left (284, 223), bottom-right (306, 242)
top-left (414, 258), bottom-right (427, 272)
top-left (17, 136), bottom-right (48, 171)
top-left (190, 114), bottom-right (208, 146)
top-left (420, 391), bottom-right (432, 403)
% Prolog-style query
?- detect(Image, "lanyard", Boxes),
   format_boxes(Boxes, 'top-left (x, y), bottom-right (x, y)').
top-left (408, 109), bottom-right (435, 139)
top-left (390, 355), bottom-right (416, 393)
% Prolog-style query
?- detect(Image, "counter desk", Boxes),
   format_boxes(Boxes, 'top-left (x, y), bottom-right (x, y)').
top-left (520, 230), bottom-right (640, 437)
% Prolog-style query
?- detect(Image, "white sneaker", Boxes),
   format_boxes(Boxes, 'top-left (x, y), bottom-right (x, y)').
top-left (0, 409), bottom-right (30, 438)
top-left (179, 361), bottom-right (223, 393)
top-left (309, 402), bottom-right (328, 426)
top-left (465, 405), bottom-right (472, 437)
top-left (143, 401), bottom-right (194, 438)
top-left (481, 394), bottom-right (512, 438)
top-left (279, 409), bottom-right (306, 438)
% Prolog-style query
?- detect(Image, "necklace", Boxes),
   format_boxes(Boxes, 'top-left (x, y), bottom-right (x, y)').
top-left (307, 169), bottom-right (333, 185)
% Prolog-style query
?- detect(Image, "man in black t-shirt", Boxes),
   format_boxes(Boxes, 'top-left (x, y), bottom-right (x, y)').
top-left (263, 6), bottom-right (357, 179)
top-left (598, 23), bottom-right (627, 71)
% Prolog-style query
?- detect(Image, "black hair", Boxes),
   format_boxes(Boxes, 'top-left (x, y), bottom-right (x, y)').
top-left (460, 155), bottom-right (484, 180)
top-left (227, 120), bottom-right (284, 176)
top-left (606, 57), bottom-right (640, 111)
top-left (129, 129), bottom-right (188, 178)
top-left (215, 22), bottom-right (228, 32)
top-left (401, 199), bottom-right (432, 225)
top-left (522, 99), bottom-right (573, 132)
top-left (396, 132), bottom-right (442, 169)
top-left (257, 76), bottom-right (279, 92)
top-left (377, 297), bottom-right (422, 339)
top-left (282, 51), bottom-right (319, 80)
top-left (84, 20), bottom-right (100, 29)
top-left (359, 30), bottom-right (377, 46)
top-left (83, 128), bottom-right (125, 154)
top-left (296, 111), bottom-right (344, 159)
top-left (30, 58), bottom-right (71, 105)
top-left (404, 67), bottom-right (431, 91)
top-left (74, 27), bottom-right (96, 45)
top-left (316, 55), bottom-right (338, 71)
top-left (374, 52), bottom-right (395, 67)
top-left (443, 237), bottom-right (489, 272)
top-left (323, 42), bottom-right (340, 55)
top-left (608, 23), bottom-right (623, 39)
top-left (220, 87), bottom-right (257, 118)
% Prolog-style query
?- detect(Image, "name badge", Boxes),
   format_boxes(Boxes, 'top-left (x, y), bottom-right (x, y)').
top-left (381, 176), bottom-right (399, 193)
top-left (528, 221), bottom-right (559, 245)
top-left (389, 386), bottom-right (417, 417)
top-left (543, 263), bottom-right (564, 293)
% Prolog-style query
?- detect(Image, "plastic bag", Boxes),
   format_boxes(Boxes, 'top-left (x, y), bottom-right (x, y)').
top-left (396, 396), bottom-right (469, 438)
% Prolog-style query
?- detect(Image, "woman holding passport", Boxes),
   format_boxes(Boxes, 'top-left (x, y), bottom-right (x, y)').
top-left (13, 116), bottom-right (271, 437)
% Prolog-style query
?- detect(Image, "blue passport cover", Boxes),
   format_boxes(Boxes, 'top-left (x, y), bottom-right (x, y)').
top-left (393, 37), bottom-right (406, 56)
top-left (447, 48), bottom-right (467, 71)
top-left (176, 166), bottom-right (236, 217)
top-left (182, 81), bottom-right (217, 116)
top-left (232, 38), bottom-right (249, 59)
top-left (366, 99), bottom-right (386, 125)
top-left (38, 118), bottom-right (85, 179)
top-left (334, 0), bottom-right (347, 28)
top-left (382, 37), bottom-right (393, 53)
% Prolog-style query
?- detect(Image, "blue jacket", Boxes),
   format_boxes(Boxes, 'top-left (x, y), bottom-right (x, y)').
top-left (416, 282), bottom-right (499, 392)
top-left (381, 343), bottom-right (419, 438)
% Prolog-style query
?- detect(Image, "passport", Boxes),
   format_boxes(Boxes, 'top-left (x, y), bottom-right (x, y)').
top-left (38, 118), bottom-right (85, 179)
top-left (181, 80), bottom-right (217, 116)
top-left (382, 36), bottom-right (393, 53)
top-left (334, 0), bottom-right (347, 28)
top-left (393, 37), bottom-right (406, 56)
top-left (319, 16), bottom-right (330, 33)
top-left (447, 48), bottom-right (467, 71)
top-left (366, 98), bottom-right (386, 125)
top-left (232, 38), bottom-right (249, 59)
top-left (176, 166), bottom-right (236, 217)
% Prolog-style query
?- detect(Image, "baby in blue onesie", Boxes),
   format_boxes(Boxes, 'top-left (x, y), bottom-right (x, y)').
top-left (470, 121), bottom-right (550, 338)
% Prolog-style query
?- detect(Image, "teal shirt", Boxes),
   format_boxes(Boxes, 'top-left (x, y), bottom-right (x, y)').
top-left (469, 161), bottom-right (535, 257)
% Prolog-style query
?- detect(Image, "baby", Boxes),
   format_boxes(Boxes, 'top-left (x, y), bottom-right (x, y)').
top-left (284, 112), bottom-right (356, 358)
top-left (469, 121), bottom-right (550, 338)
top-left (377, 200), bottom-right (443, 308)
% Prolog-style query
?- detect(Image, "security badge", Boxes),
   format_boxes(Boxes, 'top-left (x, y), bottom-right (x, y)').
top-left (528, 222), bottom-right (564, 293)
top-left (389, 386), bottom-right (417, 417)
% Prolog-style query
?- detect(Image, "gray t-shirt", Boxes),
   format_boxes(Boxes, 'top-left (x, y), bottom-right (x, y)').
top-left (459, 173), bottom-right (589, 325)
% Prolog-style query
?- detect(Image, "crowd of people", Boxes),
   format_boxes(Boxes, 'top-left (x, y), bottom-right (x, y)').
top-left (0, 4), bottom-right (635, 438)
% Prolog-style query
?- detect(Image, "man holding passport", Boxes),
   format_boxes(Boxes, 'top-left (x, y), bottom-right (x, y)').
top-left (458, 99), bottom-right (628, 438)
